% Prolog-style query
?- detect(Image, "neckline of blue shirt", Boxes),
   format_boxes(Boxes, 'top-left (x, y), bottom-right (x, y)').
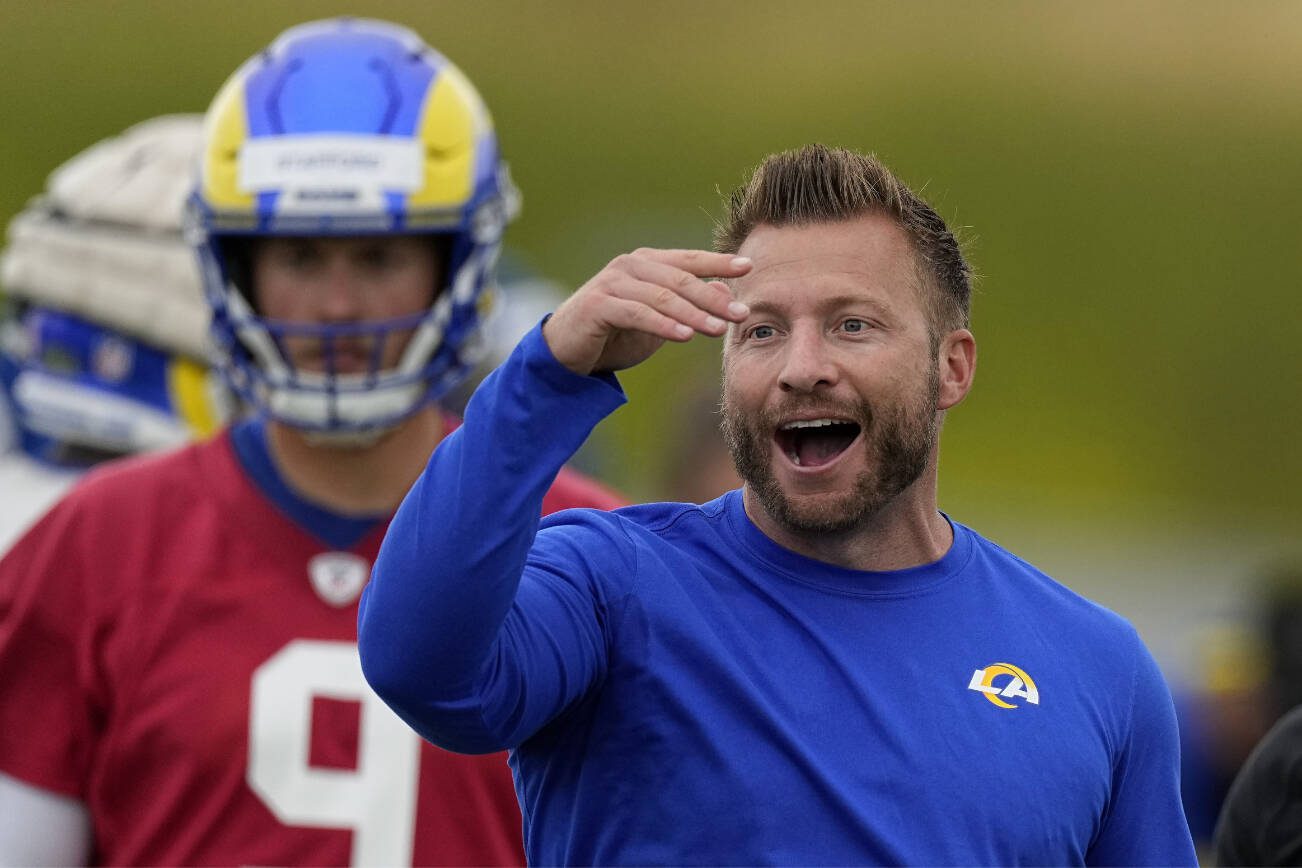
top-left (718, 488), bottom-right (973, 598)
top-left (229, 416), bottom-right (386, 551)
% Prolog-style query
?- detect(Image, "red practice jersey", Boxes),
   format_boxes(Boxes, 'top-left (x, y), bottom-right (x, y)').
top-left (0, 427), bottom-right (623, 865)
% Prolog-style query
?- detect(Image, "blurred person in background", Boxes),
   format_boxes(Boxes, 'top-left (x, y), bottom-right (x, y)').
top-left (1259, 566), bottom-right (1302, 720)
top-left (1176, 626), bottom-right (1273, 853)
top-left (659, 385), bottom-right (742, 504)
top-left (359, 145), bottom-right (1196, 864)
top-left (1178, 564), bottom-right (1302, 852)
top-left (1215, 703), bottom-right (1302, 865)
top-left (0, 18), bottom-right (620, 866)
top-left (0, 114), bottom-right (228, 554)
top-left (1213, 563), bottom-right (1302, 865)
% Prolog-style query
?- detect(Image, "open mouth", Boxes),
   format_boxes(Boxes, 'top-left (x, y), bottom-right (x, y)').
top-left (774, 418), bottom-right (863, 468)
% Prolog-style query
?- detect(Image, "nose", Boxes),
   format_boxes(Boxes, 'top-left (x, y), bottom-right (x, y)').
top-left (777, 326), bottom-right (839, 393)
top-left (315, 260), bottom-right (366, 322)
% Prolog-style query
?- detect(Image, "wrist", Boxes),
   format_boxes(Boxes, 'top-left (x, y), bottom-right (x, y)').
top-left (540, 311), bottom-right (594, 377)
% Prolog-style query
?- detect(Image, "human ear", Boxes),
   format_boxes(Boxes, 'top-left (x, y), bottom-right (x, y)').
top-left (936, 328), bottom-right (976, 410)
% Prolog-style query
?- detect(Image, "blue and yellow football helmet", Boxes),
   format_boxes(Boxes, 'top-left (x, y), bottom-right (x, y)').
top-left (189, 17), bottom-right (519, 435)
top-left (0, 306), bottom-right (224, 465)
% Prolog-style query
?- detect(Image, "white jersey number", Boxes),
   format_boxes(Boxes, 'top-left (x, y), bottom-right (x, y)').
top-left (249, 639), bottom-right (421, 866)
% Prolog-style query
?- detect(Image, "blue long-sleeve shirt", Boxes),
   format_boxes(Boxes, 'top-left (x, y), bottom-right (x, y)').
top-left (360, 324), bottom-right (1197, 866)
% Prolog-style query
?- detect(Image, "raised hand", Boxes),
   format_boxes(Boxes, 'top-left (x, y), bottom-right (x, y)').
top-left (542, 248), bottom-right (753, 376)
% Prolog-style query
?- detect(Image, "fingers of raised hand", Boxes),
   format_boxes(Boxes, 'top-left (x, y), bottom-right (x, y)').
top-left (602, 296), bottom-right (698, 342)
top-left (610, 258), bottom-right (750, 338)
top-left (630, 248), bottom-right (753, 280)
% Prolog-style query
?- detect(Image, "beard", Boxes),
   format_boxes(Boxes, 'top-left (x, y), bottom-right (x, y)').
top-left (720, 363), bottom-right (940, 537)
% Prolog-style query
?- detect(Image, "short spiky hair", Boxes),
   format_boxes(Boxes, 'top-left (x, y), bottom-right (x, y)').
top-left (714, 145), bottom-right (971, 334)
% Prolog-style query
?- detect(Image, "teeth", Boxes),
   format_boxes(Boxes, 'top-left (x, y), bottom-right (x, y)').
top-left (780, 418), bottom-right (846, 430)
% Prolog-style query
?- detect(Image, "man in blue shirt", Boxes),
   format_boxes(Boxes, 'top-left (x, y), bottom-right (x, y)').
top-left (361, 145), bottom-right (1197, 865)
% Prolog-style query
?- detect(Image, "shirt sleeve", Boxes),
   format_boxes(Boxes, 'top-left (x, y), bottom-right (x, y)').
top-left (1086, 629), bottom-right (1198, 866)
top-left (359, 323), bottom-right (630, 754)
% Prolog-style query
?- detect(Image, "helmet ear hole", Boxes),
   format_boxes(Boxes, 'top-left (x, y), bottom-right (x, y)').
top-left (215, 237), bottom-right (257, 313)
top-left (430, 234), bottom-right (456, 302)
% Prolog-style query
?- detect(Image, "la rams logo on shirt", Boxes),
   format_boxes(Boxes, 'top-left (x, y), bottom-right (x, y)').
top-left (968, 662), bottom-right (1039, 709)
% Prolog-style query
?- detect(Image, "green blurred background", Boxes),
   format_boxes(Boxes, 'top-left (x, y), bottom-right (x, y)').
top-left (2, 1), bottom-right (1298, 681)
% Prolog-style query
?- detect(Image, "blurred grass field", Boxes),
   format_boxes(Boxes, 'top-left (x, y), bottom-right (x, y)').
top-left (2, 1), bottom-right (1298, 674)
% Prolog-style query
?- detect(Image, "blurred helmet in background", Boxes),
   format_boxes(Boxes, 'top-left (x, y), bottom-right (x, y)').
top-left (189, 17), bottom-right (519, 437)
top-left (0, 114), bottom-right (229, 466)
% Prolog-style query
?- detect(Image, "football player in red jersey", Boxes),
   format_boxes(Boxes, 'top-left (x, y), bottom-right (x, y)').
top-left (0, 18), bottom-right (622, 866)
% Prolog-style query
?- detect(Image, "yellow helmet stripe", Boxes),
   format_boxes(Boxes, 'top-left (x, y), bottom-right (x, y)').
top-left (407, 66), bottom-right (486, 210)
top-left (201, 76), bottom-right (255, 210)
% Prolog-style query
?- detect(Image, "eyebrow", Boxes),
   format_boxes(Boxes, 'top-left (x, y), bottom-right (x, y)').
top-left (742, 294), bottom-right (893, 319)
